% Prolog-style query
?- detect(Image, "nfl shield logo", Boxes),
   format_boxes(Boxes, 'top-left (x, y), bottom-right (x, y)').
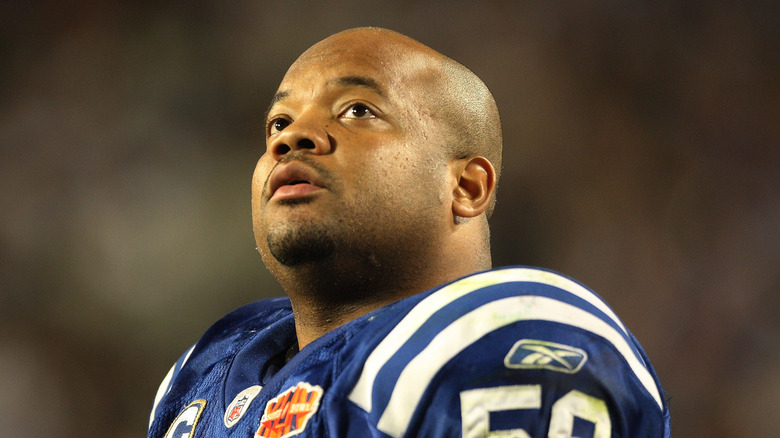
top-left (224, 385), bottom-right (263, 428)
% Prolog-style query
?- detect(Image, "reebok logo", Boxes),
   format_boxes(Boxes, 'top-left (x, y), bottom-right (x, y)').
top-left (504, 339), bottom-right (587, 374)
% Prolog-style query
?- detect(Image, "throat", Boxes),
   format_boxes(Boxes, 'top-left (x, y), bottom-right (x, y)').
top-left (288, 285), bottom-right (413, 349)
top-left (273, 245), bottom-right (458, 349)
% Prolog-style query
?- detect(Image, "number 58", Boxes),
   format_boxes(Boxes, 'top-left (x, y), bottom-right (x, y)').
top-left (460, 385), bottom-right (610, 438)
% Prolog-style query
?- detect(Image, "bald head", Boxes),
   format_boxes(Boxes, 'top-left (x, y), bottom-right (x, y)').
top-left (436, 57), bottom-right (503, 215)
top-left (289, 27), bottom-right (503, 214)
top-left (254, 27), bottom-right (501, 316)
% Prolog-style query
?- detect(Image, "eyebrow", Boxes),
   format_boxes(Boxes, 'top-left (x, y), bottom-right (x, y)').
top-left (264, 76), bottom-right (386, 121)
top-left (264, 90), bottom-right (289, 122)
top-left (328, 76), bottom-right (386, 97)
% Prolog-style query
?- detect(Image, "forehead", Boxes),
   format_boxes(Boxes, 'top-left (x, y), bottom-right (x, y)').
top-left (274, 35), bottom-right (442, 106)
top-left (279, 50), bottom-right (399, 97)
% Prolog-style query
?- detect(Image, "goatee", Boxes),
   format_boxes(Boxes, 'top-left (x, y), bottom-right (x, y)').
top-left (266, 224), bottom-right (335, 266)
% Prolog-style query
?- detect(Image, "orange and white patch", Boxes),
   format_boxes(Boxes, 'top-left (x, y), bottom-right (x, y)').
top-left (255, 382), bottom-right (323, 438)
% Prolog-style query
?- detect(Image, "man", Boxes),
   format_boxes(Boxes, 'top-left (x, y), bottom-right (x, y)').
top-left (147, 27), bottom-right (671, 438)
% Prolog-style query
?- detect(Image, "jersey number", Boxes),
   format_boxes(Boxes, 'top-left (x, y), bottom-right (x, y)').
top-left (460, 385), bottom-right (610, 438)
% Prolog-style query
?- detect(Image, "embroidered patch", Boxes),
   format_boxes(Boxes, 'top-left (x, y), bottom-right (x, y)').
top-left (255, 382), bottom-right (323, 438)
top-left (163, 399), bottom-right (207, 438)
top-left (504, 339), bottom-right (588, 374)
top-left (224, 385), bottom-right (263, 428)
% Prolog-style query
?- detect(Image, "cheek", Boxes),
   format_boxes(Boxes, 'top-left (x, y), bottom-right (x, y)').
top-left (251, 158), bottom-right (274, 232)
top-left (251, 157), bottom-right (273, 200)
top-left (366, 148), bottom-right (449, 209)
top-left (392, 147), bottom-right (448, 187)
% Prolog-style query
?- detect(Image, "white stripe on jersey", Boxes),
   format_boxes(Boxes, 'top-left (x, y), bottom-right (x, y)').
top-left (148, 345), bottom-right (196, 429)
top-left (349, 271), bottom-right (505, 412)
top-left (375, 295), bottom-right (664, 437)
top-left (348, 268), bottom-right (632, 414)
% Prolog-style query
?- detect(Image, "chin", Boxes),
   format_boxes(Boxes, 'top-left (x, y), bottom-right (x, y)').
top-left (266, 224), bottom-right (335, 267)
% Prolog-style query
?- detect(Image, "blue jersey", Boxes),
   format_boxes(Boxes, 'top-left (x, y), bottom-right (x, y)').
top-left (148, 267), bottom-right (671, 437)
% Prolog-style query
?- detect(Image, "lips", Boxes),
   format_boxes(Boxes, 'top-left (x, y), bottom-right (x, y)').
top-left (267, 162), bottom-right (325, 201)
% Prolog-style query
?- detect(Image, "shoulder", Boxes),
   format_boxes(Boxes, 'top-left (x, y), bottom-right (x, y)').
top-left (347, 267), bottom-right (669, 437)
top-left (202, 296), bottom-right (293, 340)
top-left (148, 297), bottom-right (293, 429)
top-left (182, 296), bottom-right (293, 362)
top-left (163, 296), bottom-right (293, 375)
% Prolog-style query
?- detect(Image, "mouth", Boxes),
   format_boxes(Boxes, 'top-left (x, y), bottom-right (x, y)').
top-left (267, 162), bottom-right (325, 201)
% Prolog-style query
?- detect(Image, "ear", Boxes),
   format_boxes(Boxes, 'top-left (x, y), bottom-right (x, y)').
top-left (451, 156), bottom-right (496, 219)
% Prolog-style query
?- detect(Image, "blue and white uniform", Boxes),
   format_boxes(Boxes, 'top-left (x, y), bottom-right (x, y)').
top-left (148, 267), bottom-right (671, 437)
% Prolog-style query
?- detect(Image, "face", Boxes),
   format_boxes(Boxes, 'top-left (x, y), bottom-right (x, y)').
top-left (251, 33), bottom-right (455, 276)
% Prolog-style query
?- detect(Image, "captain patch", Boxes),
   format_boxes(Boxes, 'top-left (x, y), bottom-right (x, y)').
top-left (163, 399), bottom-right (206, 438)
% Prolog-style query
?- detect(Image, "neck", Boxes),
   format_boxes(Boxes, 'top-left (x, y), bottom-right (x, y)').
top-left (277, 263), bottom-right (435, 349)
top-left (288, 290), bottom-right (404, 350)
top-left (269, 220), bottom-right (493, 349)
top-left (277, 249), bottom-right (490, 349)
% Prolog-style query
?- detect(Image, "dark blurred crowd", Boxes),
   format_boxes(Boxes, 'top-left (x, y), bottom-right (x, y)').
top-left (1, 2), bottom-right (777, 437)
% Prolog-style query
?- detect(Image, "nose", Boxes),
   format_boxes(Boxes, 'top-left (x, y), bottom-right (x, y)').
top-left (267, 116), bottom-right (332, 161)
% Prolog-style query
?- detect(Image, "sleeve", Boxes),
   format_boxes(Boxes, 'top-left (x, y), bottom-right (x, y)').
top-left (422, 320), bottom-right (670, 438)
top-left (346, 267), bottom-right (670, 438)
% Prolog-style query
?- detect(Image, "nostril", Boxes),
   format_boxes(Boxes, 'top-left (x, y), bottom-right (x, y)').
top-left (277, 144), bottom-right (291, 155)
top-left (297, 138), bottom-right (316, 149)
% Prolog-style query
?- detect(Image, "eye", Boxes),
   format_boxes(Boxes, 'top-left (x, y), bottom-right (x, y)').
top-left (267, 117), bottom-right (291, 135)
top-left (341, 103), bottom-right (376, 119)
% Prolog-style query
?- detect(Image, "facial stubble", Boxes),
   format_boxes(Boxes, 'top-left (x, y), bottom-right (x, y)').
top-left (265, 201), bottom-right (336, 267)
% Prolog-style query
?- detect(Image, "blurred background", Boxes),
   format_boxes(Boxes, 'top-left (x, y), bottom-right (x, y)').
top-left (1, 1), bottom-right (777, 437)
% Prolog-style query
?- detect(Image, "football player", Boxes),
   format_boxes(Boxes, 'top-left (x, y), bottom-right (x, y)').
top-left (147, 27), bottom-right (671, 438)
